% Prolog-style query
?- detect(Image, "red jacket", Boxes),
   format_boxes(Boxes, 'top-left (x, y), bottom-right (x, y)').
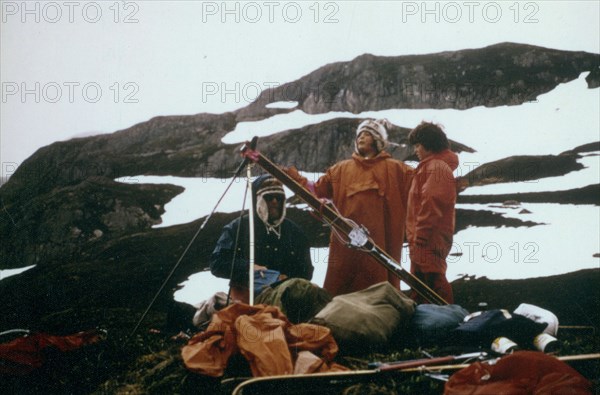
top-left (406, 149), bottom-right (459, 274)
top-left (290, 151), bottom-right (413, 296)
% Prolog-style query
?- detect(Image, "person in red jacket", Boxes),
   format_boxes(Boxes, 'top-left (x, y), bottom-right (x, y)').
top-left (406, 122), bottom-right (458, 304)
top-left (285, 119), bottom-right (413, 296)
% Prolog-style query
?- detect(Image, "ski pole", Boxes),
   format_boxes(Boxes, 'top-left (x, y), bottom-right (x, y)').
top-left (247, 164), bottom-right (256, 306)
top-left (129, 138), bottom-right (258, 338)
top-left (371, 351), bottom-right (487, 371)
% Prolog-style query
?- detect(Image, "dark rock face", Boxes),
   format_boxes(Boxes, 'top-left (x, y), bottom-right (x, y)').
top-left (0, 177), bottom-right (182, 268)
top-left (0, 117), bottom-right (474, 271)
top-left (455, 208), bottom-right (543, 232)
top-left (459, 153), bottom-right (585, 188)
top-left (562, 141), bottom-right (600, 155)
top-left (249, 117), bottom-right (474, 172)
top-left (236, 42), bottom-right (599, 121)
top-left (458, 184), bottom-right (600, 206)
top-left (0, 113), bottom-right (237, 204)
top-left (0, 42), bottom-right (598, 336)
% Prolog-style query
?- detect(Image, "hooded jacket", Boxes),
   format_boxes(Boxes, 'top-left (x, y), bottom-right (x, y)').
top-left (406, 149), bottom-right (459, 273)
top-left (210, 175), bottom-right (313, 287)
top-left (290, 151), bottom-right (413, 296)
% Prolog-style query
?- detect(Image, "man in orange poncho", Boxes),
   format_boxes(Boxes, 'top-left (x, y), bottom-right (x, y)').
top-left (406, 122), bottom-right (459, 304)
top-left (286, 119), bottom-right (413, 296)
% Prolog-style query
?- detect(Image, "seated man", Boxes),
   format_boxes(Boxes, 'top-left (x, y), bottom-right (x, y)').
top-left (210, 174), bottom-right (314, 303)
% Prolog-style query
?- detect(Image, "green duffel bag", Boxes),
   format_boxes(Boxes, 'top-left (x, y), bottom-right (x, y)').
top-left (255, 278), bottom-right (332, 324)
top-left (311, 282), bottom-right (416, 352)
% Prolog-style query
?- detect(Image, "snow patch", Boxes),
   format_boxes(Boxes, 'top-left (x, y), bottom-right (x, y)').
top-left (0, 265), bottom-right (36, 281)
top-left (265, 101), bottom-right (298, 109)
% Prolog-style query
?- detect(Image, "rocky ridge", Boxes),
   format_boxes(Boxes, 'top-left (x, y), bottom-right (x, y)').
top-left (0, 42), bottom-right (598, 337)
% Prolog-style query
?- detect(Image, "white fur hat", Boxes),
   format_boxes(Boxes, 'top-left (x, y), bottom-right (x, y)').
top-left (355, 119), bottom-right (391, 153)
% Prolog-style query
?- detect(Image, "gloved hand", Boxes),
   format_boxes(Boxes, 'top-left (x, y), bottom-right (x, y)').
top-left (241, 144), bottom-right (260, 162)
top-left (283, 165), bottom-right (302, 181)
top-left (284, 165), bottom-right (318, 194)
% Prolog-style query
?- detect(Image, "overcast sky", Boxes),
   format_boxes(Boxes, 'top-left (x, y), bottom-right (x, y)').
top-left (1, 1), bottom-right (599, 175)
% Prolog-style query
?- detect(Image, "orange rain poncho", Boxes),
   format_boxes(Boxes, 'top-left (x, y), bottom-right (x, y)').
top-left (181, 303), bottom-right (347, 377)
top-left (289, 151), bottom-right (413, 296)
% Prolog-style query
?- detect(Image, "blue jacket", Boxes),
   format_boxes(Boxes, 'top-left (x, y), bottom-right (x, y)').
top-left (210, 215), bottom-right (313, 287)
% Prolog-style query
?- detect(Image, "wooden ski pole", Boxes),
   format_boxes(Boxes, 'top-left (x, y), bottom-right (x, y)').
top-left (373, 351), bottom-right (486, 371)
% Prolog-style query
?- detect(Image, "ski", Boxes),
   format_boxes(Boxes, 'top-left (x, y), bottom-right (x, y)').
top-left (226, 353), bottom-right (600, 395)
top-left (240, 139), bottom-right (448, 305)
top-left (369, 351), bottom-right (485, 371)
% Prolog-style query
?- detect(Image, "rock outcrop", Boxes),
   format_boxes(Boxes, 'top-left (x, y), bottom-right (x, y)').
top-left (0, 42), bottom-right (598, 335)
top-left (235, 42), bottom-right (599, 121)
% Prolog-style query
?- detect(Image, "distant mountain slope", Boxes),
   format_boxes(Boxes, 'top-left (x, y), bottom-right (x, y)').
top-left (0, 43), bottom-right (598, 337)
top-left (2, 43), bottom-right (597, 204)
top-left (235, 42), bottom-right (600, 121)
